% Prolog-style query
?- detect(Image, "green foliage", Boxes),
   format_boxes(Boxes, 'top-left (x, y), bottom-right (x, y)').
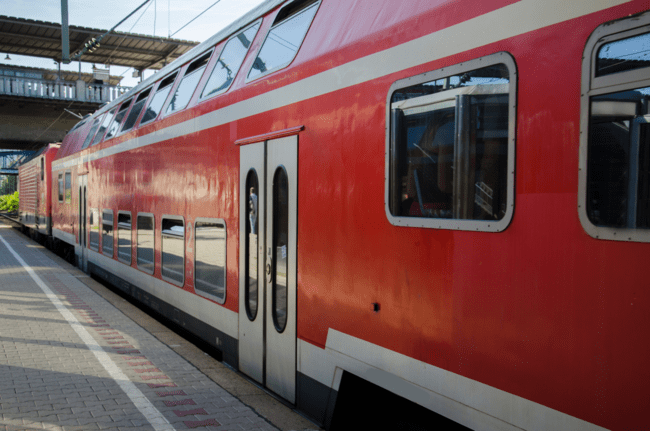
top-left (0, 191), bottom-right (19, 213)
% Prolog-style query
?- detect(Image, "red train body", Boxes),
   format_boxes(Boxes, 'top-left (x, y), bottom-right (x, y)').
top-left (18, 143), bottom-right (59, 236)
top-left (19, 0), bottom-right (650, 429)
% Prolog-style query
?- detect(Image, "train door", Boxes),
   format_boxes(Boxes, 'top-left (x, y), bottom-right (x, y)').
top-left (239, 136), bottom-right (298, 403)
top-left (78, 175), bottom-right (88, 272)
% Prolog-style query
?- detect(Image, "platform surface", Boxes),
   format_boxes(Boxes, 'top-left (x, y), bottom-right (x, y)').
top-left (0, 222), bottom-right (321, 431)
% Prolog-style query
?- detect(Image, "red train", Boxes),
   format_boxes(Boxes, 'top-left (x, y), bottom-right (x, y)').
top-left (20, 0), bottom-right (650, 429)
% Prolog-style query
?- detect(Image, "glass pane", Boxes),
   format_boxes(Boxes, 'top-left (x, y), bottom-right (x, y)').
top-left (587, 86), bottom-right (650, 229)
top-left (118, 213), bottom-right (131, 264)
top-left (137, 215), bottom-right (154, 273)
top-left (245, 171), bottom-right (259, 320)
top-left (272, 168), bottom-right (289, 332)
top-left (248, 2), bottom-right (318, 80)
top-left (81, 116), bottom-right (103, 149)
top-left (202, 23), bottom-right (260, 99)
top-left (58, 175), bottom-right (63, 201)
top-left (104, 99), bottom-right (132, 141)
top-left (122, 89), bottom-right (151, 132)
top-left (166, 53), bottom-right (211, 115)
top-left (597, 32), bottom-right (650, 77)
top-left (141, 73), bottom-right (177, 124)
top-left (89, 208), bottom-right (99, 251)
top-left (162, 218), bottom-right (184, 285)
top-left (195, 221), bottom-right (226, 301)
top-left (102, 210), bottom-right (113, 256)
top-left (64, 172), bottom-right (71, 203)
top-left (91, 109), bottom-right (115, 146)
top-left (390, 64), bottom-right (510, 221)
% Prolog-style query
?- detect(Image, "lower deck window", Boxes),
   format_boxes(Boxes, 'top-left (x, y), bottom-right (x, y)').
top-left (102, 210), bottom-right (114, 256)
top-left (161, 217), bottom-right (184, 286)
top-left (118, 212), bottom-right (132, 264)
top-left (387, 54), bottom-right (515, 232)
top-left (64, 172), bottom-right (71, 203)
top-left (137, 214), bottom-right (154, 274)
top-left (195, 220), bottom-right (226, 303)
top-left (58, 174), bottom-right (63, 202)
top-left (89, 208), bottom-right (99, 251)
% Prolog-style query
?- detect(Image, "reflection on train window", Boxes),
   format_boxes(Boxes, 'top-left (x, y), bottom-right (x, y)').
top-left (161, 216), bottom-right (184, 286)
top-left (40, 158), bottom-right (44, 181)
top-left (64, 171), bottom-right (71, 203)
top-left (195, 219), bottom-right (226, 303)
top-left (140, 72), bottom-right (178, 125)
top-left (89, 208), bottom-right (99, 251)
top-left (166, 51), bottom-right (212, 115)
top-left (201, 22), bottom-right (260, 100)
top-left (104, 99), bottom-right (133, 141)
top-left (247, 0), bottom-right (319, 81)
top-left (121, 88), bottom-right (151, 132)
top-left (81, 115), bottom-right (103, 149)
top-left (272, 168), bottom-right (289, 333)
top-left (91, 109), bottom-right (115, 147)
top-left (137, 214), bottom-right (155, 274)
top-left (58, 173), bottom-right (63, 202)
top-left (587, 31), bottom-right (650, 232)
top-left (102, 209), bottom-right (114, 257)
top-left (118, 212), bottom-right (132, 264)
top-left (389, 61), bottom-right (512, 228)
top-left (245, 170), bottom-right (259, 320)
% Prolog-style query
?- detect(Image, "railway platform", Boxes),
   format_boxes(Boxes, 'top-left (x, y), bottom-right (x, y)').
top-left (0, 220), bottom-right (321, 431)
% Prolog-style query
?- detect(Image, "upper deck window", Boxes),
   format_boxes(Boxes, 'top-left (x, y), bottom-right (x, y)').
top-left (580, 14), bottom-right (650, 242)
top-left (81, 115), bottom-right (104, 150)
top-left (103, 98), bottom-right (133, 141)
top-left (91, 109), bottom-right (116, 147)
top-left (247, 0), bottom-right (320, 81)
top-left (140, 72), bottom-right (178, 125)
top-left (201, 21), bottom-right (261, 100)
top-left (386, 53), bottom-right (516, 232)
top-left (121, 88), bottom-right (152, 132)
top-left (166, 51), bottom-right (212, 115)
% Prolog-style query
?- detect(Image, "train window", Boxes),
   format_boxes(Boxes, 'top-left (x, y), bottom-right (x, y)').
top-left (121, 88), bottom-right (151, 132)
top-left (195, 219), bottom-right (227, 304)
top-left (57, 173), bottom-right (63, 202)
top-left (102, 209), bottom-right (114, 257)
top-left (245, 170), bottom-right (259, 320)
top-left (161, 216), bottom-right (184, 286)
top-left (386, 52), bottom-right (516, 232)
top-left (91, 109), bottom-right (116, 147)
top-left (247, 0), bottom-right (320, 81)
top-left (118, 212), bottom-right (132, 264)
top-left (272, 167), bottom-right (289, 332)
top-left (103, 98), bottom-right (133, 141)
top-left (64, 171), bottom-right (71, 203)
top-left (201, 21), bottom-right (261, 100)
top-left (81, 115), bottom-right (104, 150)
top-left (166, 51), bottom-right (212, 115)
top-left (580, 16), bottom-right (650, 242)
top-left (40, 158), bottom-right (44, 181)
top-left (140, 72), bottom-right (178, 125)
top-left (89, 208), bottom-right (100, 251)
top-left (137, 213), bottom-right (155, 274)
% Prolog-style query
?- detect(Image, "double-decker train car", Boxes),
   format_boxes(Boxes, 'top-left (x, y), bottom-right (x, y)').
top-left (42, 0), bottom-right (650, 429)
top-left (18, 143), bottom-right (60, 237)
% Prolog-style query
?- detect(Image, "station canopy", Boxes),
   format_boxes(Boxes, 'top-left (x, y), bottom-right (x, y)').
top-left (0, 15), bottom-right (199, 71)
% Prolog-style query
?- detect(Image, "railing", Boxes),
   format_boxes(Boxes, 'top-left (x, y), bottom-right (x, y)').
top-left (0, 76), bottom-right (129, 103)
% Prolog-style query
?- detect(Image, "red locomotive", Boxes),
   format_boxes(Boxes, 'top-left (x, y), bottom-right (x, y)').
top-left (21, 0), bottom-right (650, 429)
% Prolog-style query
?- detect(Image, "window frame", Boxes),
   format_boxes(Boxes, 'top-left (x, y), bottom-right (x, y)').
top-left (140, 72), bottom-right (179, 126)
top-left (194, 217), bottom-right (227, 304)
top-left (245, 0), bottom-right (321, 83)
top-left (164, 50), bottom-right (213, 117)
top-left (57, 173), bottom-right (64, 202)
top-left (384, 52), bottom-right (517, 232)
top-left (117, 211), bottom-right (132, 265)
top-left (161, 214), bottom-right (185, 287)
top-left (579, 13), bottom-right (650, 243)
top-left (119, 87), bottom-right (153, 134)
top-left (136, 212), bottom-right (155, 275)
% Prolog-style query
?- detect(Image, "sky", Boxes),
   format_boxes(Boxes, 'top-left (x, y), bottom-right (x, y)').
top-left (1, 0), bottom-right (267, 86)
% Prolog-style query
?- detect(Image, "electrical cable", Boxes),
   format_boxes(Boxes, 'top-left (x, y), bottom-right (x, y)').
top-left (170, 0), bottom-right (222, 38)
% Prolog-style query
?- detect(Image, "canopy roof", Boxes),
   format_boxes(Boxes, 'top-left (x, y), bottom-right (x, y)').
top-left (0, 15), bottom-right (199, 71)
